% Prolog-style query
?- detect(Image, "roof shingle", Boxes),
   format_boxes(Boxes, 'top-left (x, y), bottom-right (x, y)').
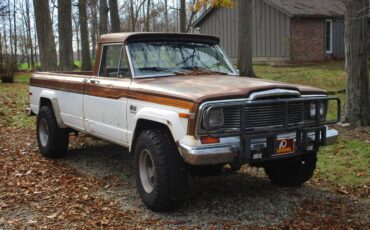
top-left (193, 0), bottom-right (347, 27)
top-left (266, 0), bottom-right (344, 17)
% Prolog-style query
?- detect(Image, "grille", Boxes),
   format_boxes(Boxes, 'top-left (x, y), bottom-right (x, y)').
top-left (222, 102), bottom-right (313, 131)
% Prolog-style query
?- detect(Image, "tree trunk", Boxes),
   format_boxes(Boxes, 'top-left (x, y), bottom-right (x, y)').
top-left (22, 21), bottom-right (30, 68)
top-left (79, 0), bottom-right (92, 71)
top-left (33, 0), bottom-right (58, 71)
top-left (2, 14), bottom-right (8, 53)
top-left (33, 18), bottom-right (38, 65)
top-left (24, 0), bottom-right (35, 68)
top-left (99, 0), bottom-right (108, 35)
top-left (109, 0), bottom-right (120, 32)
top-left (73, 14), bottom-right (81, 62)
top-left (237, 0), bottom-right (254, 77)
top-left (179, 0), bottom-right (186, 32)
top-left (186, 0), bottom-right (197, 33)
top-left (152, 0), bottom-right (156, 31)
top-left (13, 0), bottom-right (17, 56)
top-left (342, 0), bottom-right (370, 126)
top-left (90, 0), bottom-right (98, 57)
top-left (8, 0), bottom-right (13, 55)
top-left (130, 0), bottom-right (135, 31)
top-left (89, 0), bottom-right (99, 59)
top-left (144, 0), bottom-right (150, 31)
top-left (58, 0), bottom-right (74, 71)
top-left (164, 0), bottom-right (168, 32)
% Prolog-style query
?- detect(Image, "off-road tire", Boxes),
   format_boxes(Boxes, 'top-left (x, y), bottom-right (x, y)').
top-left (36, 105), bottom-right (69, 158)
top-left (134, 129), bottom-right (188, 212)
top-left (264, 152), bottom-right (317, 187)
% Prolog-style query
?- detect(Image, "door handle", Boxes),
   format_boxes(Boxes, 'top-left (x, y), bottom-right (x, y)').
top-left (90, 79), bottom-right (100, 84)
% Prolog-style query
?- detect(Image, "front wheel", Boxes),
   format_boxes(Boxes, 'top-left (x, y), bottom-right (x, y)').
top-left (36, 105), bottom-right (69, 158)
top-left (134, 129), bottom-right (188, 212)
top-left (264, 152), bottom-right (317, 187)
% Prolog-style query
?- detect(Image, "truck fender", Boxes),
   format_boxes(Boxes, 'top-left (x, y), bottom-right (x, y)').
top-left (131, 107), bottom-right (187, 145)
top-left (39, 90), bottom-right (65, 128)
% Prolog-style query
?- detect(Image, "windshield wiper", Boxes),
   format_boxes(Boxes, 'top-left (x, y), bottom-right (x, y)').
top-left (138, 67), bottom-right (185, 75)
top-left (180, 66), bottom-right (229, 75)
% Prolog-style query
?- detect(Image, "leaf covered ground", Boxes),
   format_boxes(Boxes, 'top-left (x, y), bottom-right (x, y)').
top-left (0, 69), bottom-right (369, 229)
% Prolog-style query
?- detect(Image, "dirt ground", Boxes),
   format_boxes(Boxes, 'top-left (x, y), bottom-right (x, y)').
top-left (0, 123), bottom-right (369, 229)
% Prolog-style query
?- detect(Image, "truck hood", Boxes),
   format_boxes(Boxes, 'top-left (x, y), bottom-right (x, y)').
top-left (129, 75), bottom-right (326, 104)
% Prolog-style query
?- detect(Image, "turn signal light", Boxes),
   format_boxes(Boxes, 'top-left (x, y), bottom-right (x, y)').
top-left (200, 136), bottom-right (220, 144)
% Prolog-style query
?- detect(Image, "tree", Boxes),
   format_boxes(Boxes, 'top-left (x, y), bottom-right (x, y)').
top-left (129, 0), bottom-right (147, 32)
top-left (179, 0), bottom-right (186, 32)
top-left (342, 0), bottom-right (370, 126)
top-left (164, 0), bottom-right (168, 32)
top-left (89, 0), bottom-right (99, 57)
top-left (58, 0), bottom-right (74, 71)
top-left (72, 11), bottom-right (81, 61)
top-left (237, 0), bottom-right (254, 77)
top-left (109, 0), bottom-right (120, 32)
top-left (144, 0), bottom-right (151, 31)
top-left (79, 0), bottom-right (92, 71)
top-left (33, 0), bottom-right (58, 71)
top-left (22, 0), bottom-right (35, 68)
top-left (99, 0), bottom-right (108, 35)
top-left (12, 0), bottom-right (17, 56)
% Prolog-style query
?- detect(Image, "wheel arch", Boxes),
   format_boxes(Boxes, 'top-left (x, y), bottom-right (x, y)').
top-left (129, 107), bottom-right (188, 152)
top-left (38, 90), bottom-right (64, 128)
top-left (130, 119), bottom-right (175, 153)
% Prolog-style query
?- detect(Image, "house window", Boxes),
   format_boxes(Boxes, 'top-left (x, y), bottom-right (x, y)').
top-left (325, 20), bottom-right (333, 54)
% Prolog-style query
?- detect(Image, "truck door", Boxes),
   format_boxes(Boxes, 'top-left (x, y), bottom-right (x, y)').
top-left (83, 44), bottom-right (131, 145)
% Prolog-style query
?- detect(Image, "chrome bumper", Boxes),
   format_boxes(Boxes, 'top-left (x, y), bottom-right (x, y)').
top-left (178, 127), bottom-right (338, 165)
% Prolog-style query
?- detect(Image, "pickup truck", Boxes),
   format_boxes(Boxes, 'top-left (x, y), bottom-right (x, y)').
top-left (28, 32), bottom-right (340, 212)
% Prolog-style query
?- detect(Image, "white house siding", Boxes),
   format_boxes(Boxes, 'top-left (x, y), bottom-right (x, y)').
top-left (197, 0), bottom-right (291, 63)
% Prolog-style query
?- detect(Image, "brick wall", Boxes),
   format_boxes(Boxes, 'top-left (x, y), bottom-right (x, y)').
top-left (291, 19), bottom-right (325, 62)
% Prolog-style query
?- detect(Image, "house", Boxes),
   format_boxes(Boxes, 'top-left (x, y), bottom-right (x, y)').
top-left (193, 0), bottom-right (368, 63)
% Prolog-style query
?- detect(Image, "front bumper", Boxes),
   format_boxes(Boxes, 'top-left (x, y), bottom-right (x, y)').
top-left (178, 126), bottom-right (338, 165)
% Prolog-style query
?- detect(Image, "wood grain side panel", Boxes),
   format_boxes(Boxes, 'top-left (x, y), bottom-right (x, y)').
top-left (85, 83), bottom-right (129, 99)
top-left (187, 103), bottom-right (199, 135)
top-left (128, 92), bottom-right (194, 110)
top-left (30, 77), bottom-right (85, 94)
top-left (30, 77), bottom-right (196, 110)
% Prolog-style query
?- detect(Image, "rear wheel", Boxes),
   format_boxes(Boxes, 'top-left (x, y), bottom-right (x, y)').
top-left (134, 129), bottom-right (188, 212)
top-left (264, 152), bottom-right (317, 187)
top-left (36, 105), bottom-right (69, 158)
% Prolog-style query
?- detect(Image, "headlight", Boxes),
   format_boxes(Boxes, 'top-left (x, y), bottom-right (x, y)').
top-left (206, 108), bottom-right (224, 128)
top-left (310, 101), bottom-right (326, 118)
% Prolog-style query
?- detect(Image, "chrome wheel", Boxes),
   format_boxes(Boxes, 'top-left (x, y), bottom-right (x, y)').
top-left (139, 148), bottom-right (155, 193)
top-left (39, 118), bottom-right (49, 147)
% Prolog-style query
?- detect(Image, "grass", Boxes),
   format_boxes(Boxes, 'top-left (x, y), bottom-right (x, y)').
top-left (18, 63), bottom-right (41, 71)
top-left (0, 73), bottom-right (33, 128)
top-left (317, 140), bottom-right (370, 187)
top-left (254, 61), bottom-right (346, 92)
top-left (1, 62), bottom-right (368, 190)
top-left (18, 60), bottom-right (84, 71)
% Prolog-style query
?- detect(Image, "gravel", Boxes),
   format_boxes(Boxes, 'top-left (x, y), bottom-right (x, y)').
top-left (60, 134), bottom-right (370, 229)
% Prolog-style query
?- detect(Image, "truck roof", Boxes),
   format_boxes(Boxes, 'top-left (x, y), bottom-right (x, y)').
top-left (99, 32), bottom-right (220, 44)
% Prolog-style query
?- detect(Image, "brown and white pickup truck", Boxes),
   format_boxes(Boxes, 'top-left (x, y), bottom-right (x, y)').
top-left (28, 33), bottom-right (340, 211)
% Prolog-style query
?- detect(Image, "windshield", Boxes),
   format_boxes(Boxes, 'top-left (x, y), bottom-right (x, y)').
top-left (127, 41), bottom-right (237, 78)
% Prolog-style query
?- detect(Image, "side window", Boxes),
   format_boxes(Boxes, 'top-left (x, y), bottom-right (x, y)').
top-left (118, 49), bottom-right (130, 78)
top-left (99, 45), bottom-right (122, 77)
